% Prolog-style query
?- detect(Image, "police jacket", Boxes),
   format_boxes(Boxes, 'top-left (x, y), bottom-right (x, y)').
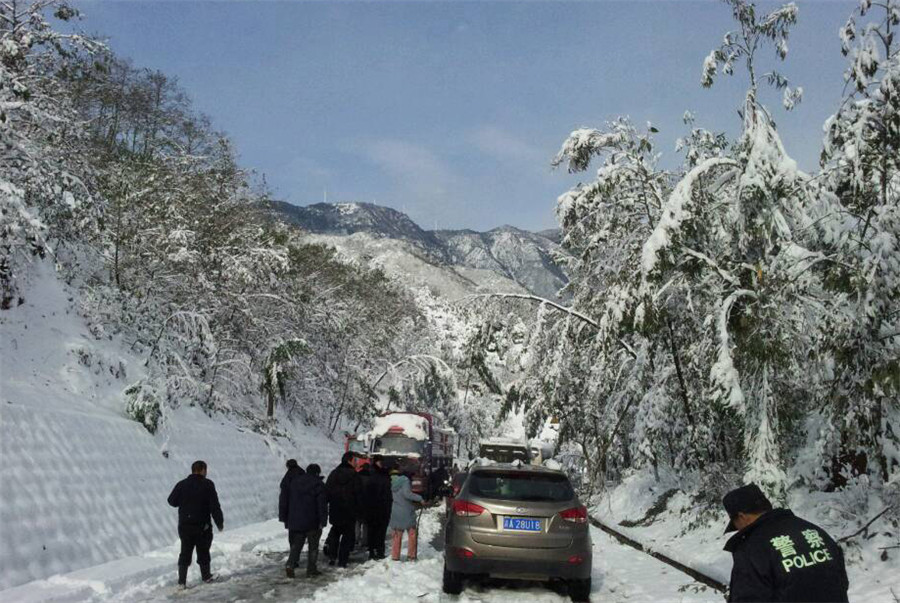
top-left (725, 508), bottom-right (848, 603)
top-left (167, 474), bottom-right (224, 530)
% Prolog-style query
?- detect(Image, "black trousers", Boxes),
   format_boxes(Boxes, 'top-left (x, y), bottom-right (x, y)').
top-left (325, 522), bottom-right (355, 566)
top-left (178, 524), bottom-right (213, 576)
top-left (367, 516), bottom-right (389, 557)
top-left (286, 528), bottom-right (321, 570)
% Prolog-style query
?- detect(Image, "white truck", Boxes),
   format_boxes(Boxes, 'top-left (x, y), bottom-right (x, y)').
top-left (477, 437), bottom-right (532, 464)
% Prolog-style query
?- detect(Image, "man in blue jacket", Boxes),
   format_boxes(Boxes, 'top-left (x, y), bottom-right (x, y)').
top-left (167, 460), bottom-right (224, 589)
top-left (723, 483), bottom-right (849, 602)
top-left (280, 462), bottom-right (327, 578)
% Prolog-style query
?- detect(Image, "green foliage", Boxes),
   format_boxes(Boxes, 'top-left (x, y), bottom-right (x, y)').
top-left (124, 381), bottom-right (161, 434)
top-left (263, 339), bottom-right (310, 418)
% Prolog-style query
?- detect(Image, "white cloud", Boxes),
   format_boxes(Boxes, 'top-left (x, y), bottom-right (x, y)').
top-left (361, 139), bottom-right (455, 200)
top-left (283, 155), bottom-right (333, 182)
top-left (469, 125), bottom-right (549, 166)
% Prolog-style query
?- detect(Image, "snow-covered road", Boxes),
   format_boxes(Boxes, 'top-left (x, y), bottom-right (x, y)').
top-left (1, 507), bottom-right (724, 602)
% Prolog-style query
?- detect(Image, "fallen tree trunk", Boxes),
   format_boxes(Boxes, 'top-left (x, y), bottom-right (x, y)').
top-left (589, 515), bottom-right (728, 597)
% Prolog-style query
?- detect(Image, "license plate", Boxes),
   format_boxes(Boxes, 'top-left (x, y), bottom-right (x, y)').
top-left (502, 517), bottom-right (542, 532)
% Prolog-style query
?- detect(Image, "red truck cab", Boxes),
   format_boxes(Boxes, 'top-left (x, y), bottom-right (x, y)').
top-left (369, 412), bottom-right (454, 498)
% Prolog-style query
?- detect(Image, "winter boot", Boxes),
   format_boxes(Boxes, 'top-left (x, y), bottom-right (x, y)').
top-left (177, 565), bottom-right (188, 587)
top-left (200, 565), bottom-right (215, 582)
top-left (286, 566), bottom-right (295, 579)
top-left (307, 567), bottom-right (322, 577)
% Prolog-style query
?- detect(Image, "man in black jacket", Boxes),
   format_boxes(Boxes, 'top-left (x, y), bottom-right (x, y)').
top-left (355, 462), bottom-right (372, 550)
top-left (722, 483), bottom-right (849, 603)
top-left (324, 452), bottom-right (363, 567)
top-left (280, 459), bottom-right (304, 492)
top-left (365, 457), bottom-right (393, 559)
top-left (279, 462), bottom-right (327, 578)
top-left (167, 460), bottom-right (224, 589)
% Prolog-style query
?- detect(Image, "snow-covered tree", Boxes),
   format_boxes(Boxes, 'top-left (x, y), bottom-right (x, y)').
top-left (1, 0), bottom-right (102, 307)
top-left (816, 0), bottom-right (900, 486)
top-left (641, 0), bottom-right (822, 500)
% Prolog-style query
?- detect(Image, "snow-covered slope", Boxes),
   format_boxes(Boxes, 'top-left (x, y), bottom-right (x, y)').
top-left (0, 263), bottom-right (341, 590)
top-left (268, 201), bottom-right (567, 300)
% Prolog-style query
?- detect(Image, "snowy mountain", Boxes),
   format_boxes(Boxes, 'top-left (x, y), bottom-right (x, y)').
top-left (434, 226), bottom-right (567, 301)
top-left (268, 201), bottom-right (567, 300)
top-left (271, 201), bottom-right (446, 257)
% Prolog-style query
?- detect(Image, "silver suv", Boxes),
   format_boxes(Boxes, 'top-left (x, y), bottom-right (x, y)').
top-left (443, 464), bottom-right (592, 602)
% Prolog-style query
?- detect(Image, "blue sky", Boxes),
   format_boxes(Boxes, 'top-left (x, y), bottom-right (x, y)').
top-left (78, 0), bottom-right (856, 231)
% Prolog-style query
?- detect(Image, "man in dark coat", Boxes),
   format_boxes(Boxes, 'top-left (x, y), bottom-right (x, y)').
top-left (365, 457), bottom-right (393, 559)
top-left (355, 462), bottom-right (372, 550)
top-left (279, 459), bottom-right (304, 493)
top-left (279, 461), bottom-right (327, 578)
top-left (324, 452), bottom-right (363, 567)
top-left (167, 460), bottom-right (224, 588)
top-left (722, 483), bottom-right (849, 603)
top-left (278, 458), bottom-right (305, 556)
top-left (430, 464), bottom-right (449, 499)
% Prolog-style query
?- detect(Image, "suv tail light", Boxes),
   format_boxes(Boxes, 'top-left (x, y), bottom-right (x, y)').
top-left (559, 505), bottom-right (588, 524)
top-left (452, 499), bottom-right (486, 517)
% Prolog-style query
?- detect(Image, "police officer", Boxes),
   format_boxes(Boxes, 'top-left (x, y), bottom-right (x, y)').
top-left (722, 483), bottom-right (849, 602)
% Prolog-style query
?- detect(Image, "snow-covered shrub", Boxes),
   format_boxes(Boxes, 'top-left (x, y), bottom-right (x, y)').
top-left (124, 380), bottom-right (161, 434)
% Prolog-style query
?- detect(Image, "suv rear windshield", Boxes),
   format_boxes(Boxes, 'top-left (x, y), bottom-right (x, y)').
top-left (469, 471), bottom-right (574, 502)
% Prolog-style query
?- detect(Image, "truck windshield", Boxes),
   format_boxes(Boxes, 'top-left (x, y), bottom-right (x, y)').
top-left (469, 471), bottom-right (574, 502)
top-left (478, 445), bottom-right (529, 463)
top-left (373, 435), bottom-right (424, 455)
top-left (348, 439), bottom-right (366, 454)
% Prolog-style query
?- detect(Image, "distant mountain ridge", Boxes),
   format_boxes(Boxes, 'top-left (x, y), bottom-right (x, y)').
top-left (267, 201), bottom-right (567, 299)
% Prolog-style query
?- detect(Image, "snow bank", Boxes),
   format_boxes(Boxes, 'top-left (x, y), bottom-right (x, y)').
top-left (0, 264), bottom-right (341, 590)
top-left (593, 470), bottom-right (900, 601)
top-left (0, 398), bottom-right (339, 591)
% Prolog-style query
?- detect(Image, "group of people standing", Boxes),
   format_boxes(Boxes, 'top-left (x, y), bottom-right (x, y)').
top-left (163, 459), bottom-right (852, 600)
top-left (278, 451), bottom-right (425, 578)
top-left (166, 453), bottom-right (428, 589)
